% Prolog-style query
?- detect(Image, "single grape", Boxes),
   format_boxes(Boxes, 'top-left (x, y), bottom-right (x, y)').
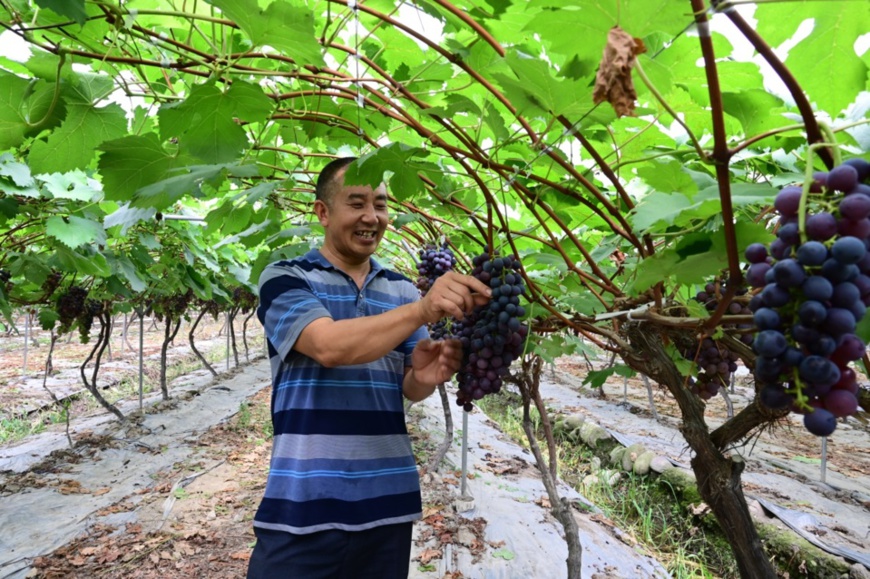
top-left (842, 158), bottom-right (870, 182)
top-left (826, 164), bottom-right (859, 193)
top-left (795, 241), bottom-right (828, 267)
top-left (797, 300), bottom-right (827, 327)
top-left (803, 408), bottom-right (837, 437)
top-left (831, 236), bottom-right (867, 265)
top-left (802, 276), bottom-right (834, 301)
top-left (754, 330), bottom-right (788, 357)
top-left (824, 390), bottom-right (858, 418)
top-left (805, 212), bottom-right (838, 241)
top-left (838, 194), bottom-right (870, 221)
top-left (759, 385), bottom-right (793, 410)
top-left (745, 243), bottom-right (768, 264)
top-left (774, 185), bottom-right (803, 216)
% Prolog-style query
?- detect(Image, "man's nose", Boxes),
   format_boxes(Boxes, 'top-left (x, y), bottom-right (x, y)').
top-left (361, 204), bottom-right (378, 222)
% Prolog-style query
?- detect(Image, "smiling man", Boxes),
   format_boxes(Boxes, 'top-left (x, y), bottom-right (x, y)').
top-left (248, 157), bottom-right (491, 579)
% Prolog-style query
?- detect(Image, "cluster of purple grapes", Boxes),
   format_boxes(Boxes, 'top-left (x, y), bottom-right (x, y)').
top-left (684, 283), bottom-right (752, 400)
top-left (415, 242), bottom-right (456, 296)
top-left (747, 158), bottom-right (870, 436)
top-left (56, 286), bottom-right (89, 333)
top-left (415, 242), bottom-right (457, 340)
top-left (453, 251), bottom-right (528, 411)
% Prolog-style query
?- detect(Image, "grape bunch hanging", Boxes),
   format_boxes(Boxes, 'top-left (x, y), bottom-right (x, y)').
top-left (684, 281), bottom-right (753, 400)
top-left (452, 251), bottom-right (528, 411)
top-left (415, 242), bottom-right (457, 297)
top-left (748, 158), bottom-right (870, 436)
top-left (414, 241), bottom-right (457, 340)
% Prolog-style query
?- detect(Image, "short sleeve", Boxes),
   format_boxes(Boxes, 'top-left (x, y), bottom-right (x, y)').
top-left (258, 265), bottom-right (331, 362)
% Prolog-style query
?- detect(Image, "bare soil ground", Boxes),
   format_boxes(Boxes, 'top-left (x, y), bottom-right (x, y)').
top-left (1, 320), bottom-right (869, 578)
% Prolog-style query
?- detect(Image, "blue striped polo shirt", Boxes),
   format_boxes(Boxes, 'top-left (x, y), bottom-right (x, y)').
top-left (254, 249), bottom-right (428, 534)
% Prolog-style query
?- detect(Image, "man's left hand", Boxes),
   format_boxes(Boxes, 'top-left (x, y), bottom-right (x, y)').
top-left (410, 338), bottom-right (463, 387)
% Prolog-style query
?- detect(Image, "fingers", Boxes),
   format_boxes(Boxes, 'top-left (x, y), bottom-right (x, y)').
top-left (425, 272), bottom-right (492, 321)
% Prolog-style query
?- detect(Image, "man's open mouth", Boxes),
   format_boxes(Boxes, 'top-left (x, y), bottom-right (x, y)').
top-left (356, 231), bottom-right (376, 239)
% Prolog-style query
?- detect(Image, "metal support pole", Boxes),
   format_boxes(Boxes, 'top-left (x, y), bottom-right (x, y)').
top-left (22, 311), bottom-right (30, 373)
top-left (820, 437), bottom-right (827, 484)
top-left (139, 309), bottom-right (144, 411)
top-left (461, 410), bottom-right (469, 496)
top-left (622, 375), bottom-right (628, 404)
top-left (122, 312), bottom-right (128, 354)
top-left (225, 312), bottom-right (231, 371)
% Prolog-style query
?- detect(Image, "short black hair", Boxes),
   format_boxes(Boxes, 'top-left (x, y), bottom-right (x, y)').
top-left (315, 157), bottom-right (358, 205)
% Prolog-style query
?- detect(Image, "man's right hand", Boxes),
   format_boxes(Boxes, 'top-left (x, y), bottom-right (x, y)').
top-left (418, 271), bottom-right (491, 324)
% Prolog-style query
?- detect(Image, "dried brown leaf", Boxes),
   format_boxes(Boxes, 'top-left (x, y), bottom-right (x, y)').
top-left (593, 26), bottom-right (646, 117)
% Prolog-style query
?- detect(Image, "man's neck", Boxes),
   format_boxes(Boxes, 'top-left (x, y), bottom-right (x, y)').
top-left (319, 246), bottom-right (371, 287)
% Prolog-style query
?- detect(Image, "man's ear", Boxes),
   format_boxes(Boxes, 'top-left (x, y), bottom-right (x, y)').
top-left (313, 199), bottom-right (329, 226)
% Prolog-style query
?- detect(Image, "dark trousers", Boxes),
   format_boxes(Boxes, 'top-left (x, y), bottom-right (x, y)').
top-left (246, 522), bottom-right (413, 579)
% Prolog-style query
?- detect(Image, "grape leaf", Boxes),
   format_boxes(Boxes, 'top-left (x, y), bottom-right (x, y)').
top-left (0, 153), bottom-right (34, 187)
top-left (38, 171), bottom-right (101, 201)
top-left (103, 203), bottom-right (158, 236)
top-left (582, 364), bottom-right (635, 389)
top-left (49, 247), bottom-right (110, 277)
top-left (159, 81), bottom-right (272, 163)
top-left (344, 144), bottom-right (428, 200)
top-left (205, 0), bottom-right (322, 67)
top-left (0, 72), bottom-right (32, 150)
top-left (721, 90), bottom-right (789, 136)
top-left (632, 221), bottom-right (772, 292)
top-left (28, 102), bottom-right (126, 174)
top-left (98, 133), bottom-right (181, 201)
top-left (46, 215), bottom-right (107, 249)
top-left (35, 0), bottom-right (87, 25)
top-left (756, 2), bottom-right (868, 114)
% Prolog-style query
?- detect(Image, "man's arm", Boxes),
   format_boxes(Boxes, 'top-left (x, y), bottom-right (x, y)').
top-left (293, 272), bottom-right (489, 368)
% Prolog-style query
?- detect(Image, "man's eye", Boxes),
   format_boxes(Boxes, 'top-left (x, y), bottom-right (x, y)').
top-left (351, 204), bottom-right (364, 209)
top-left (375, 205), bottom-right (387, 211)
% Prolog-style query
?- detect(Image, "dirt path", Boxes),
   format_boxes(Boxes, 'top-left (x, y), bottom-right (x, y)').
top-left (1, 337), bottom-right (868, 578)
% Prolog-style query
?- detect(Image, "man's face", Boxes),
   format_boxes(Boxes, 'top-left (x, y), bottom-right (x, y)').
top-left (315, 177), bottom-right (389, 265)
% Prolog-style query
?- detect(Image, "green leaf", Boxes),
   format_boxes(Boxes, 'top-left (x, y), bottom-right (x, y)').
top-left (636, 160), bottom-right (698, 196)
top-left (0, 153), bottom-right (34, 187)
top-left (491, 548), bottom-right (516, 561)
top-left (49, 247), bottom-right (110, 277)
top-left (35, 0), bottom-right (87, 25)
top-left (107, 254), bottom-right (148, 292)
top-left (721, 90), bottom-right (789, 136)
top-left (492, 50), bottom-right (594, 118)
top-left (756, 2), bottom-right (869, 115)
top-left (103, 203), bottom-right (158, 235)
top-left (159, 81), bottom-right (272, 163)
top-left (632, 221), bottom-right (773, 292)
top-left (131, 163), bottom-right (259, 210)
top-left (45, 215), bottom-right (107, 249)
top-left (8, 254), bottom-right (51, 286)
top-left (37, 171), bottom-right (101, 201)
top-left (582, 364), bottom-right (635, 390)
top-left (38, 308), bottom-right (60, 331)
top-left (98, 133), bottom-right (181, 201)
top-left (0, 71), bottom-right (32, 150)
top-left (344, 144), bottom-right (427, 200)
top-left (0, 288), bottom-right (14, 328)
top-left (28, 102), bottom-right (127, 174)
top-left (206, 0), bottom-right (323, 66)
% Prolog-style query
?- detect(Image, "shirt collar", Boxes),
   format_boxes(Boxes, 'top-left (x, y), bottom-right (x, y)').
top-left (307, 249), bottom-right (384, 281)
